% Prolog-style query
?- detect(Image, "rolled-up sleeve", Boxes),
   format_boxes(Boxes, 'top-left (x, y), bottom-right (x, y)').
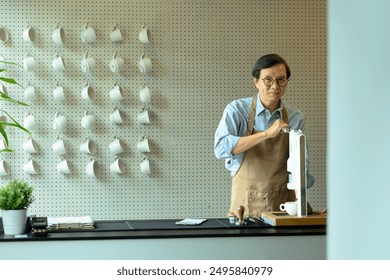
top-left (214, 104), bottom-right (244, 161)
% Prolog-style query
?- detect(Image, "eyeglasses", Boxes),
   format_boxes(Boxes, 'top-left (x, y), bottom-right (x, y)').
top-left (261, 77), bottom-right (289, 87)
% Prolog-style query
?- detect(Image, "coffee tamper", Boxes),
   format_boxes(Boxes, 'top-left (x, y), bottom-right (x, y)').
top-left (236, 206), bottom-right (245, 226)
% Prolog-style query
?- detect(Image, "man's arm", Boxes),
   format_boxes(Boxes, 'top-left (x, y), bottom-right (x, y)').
top-left (231, 119), bottom-right (289, 155)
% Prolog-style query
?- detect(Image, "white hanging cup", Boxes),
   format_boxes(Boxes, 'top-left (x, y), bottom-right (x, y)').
top-left (109, 83), bottom-right (124, 101)
top-left (52, 52), bottom-right (66, 72)
top-left (137, 135), bottom-right (150, 153)
top-left (80, 23), bottom-right (96, 43)
top-left (0, 26), bottom-right (9, 43)
top-left (0, 160), bottom-right (10, 176)
top-left (81, 83), bottom-right (95, 101)
top-left (109, 137), bottom-right (124, 155)
top-left (110, 24), bottom-right (123, 42)
top-left (57, 158), bottom-right (71, 175)
top-left (52, 138), bottom-right (67, 156)
top-left (139, 84), bottom-right (151, 103)
top-left (109, 52), bottom-right (125, 73)
top-left (52, 24), bottom-right (66, 45)
top-left (80, 137), bottom-right (96, 155)
top-left (81, 111), bottom-right (96, 130)
top-left (0, 54), bottom-right (5, 70)
top-left (110, 157), bottom-right (125, 174)
top-left (138, 54), bottom-right (152, 73)
top-left (23, 112), bottom-right (36, 131)
top-left (138, 24), bottom-right (151, 44)
top-left (0, 138), bottom-right (7, 150)
top-left (80, 52), bottom-right (96, 73)
top-left (86, 158), bottom-right (98, 177)
top-left (23, 158), bottom-right (38, 175)
top-left (52, 112), bottom-right (67, 132)
top-left (137, 108), bottom-right (150, 124)
top-left (23, 55), bottom-right (36, 72)
top-left (24, 85), bottom-right (36, 101)
top-left (23, 24), bottom-right (37, 43)
top-left (53, 84), bottom-right (65, 102)
top-left (110, 108), bottom-right (123, 124)
top-left (140, 156), bottom-right (151, 175)
top-left (22, 138), bottom-right (38, 154)
top-left (0, 84), bottom-right (8, 95)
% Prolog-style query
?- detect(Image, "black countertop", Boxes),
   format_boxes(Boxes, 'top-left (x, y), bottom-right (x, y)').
top-left (0, 218), bottom-right (326, 242)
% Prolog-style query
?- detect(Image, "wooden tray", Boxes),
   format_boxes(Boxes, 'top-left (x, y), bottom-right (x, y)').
top-left (261, 211), bottom-right (327, 226)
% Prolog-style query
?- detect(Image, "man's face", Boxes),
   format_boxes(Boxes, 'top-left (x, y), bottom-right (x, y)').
top-left (254, 63), bottom-right (288, 109)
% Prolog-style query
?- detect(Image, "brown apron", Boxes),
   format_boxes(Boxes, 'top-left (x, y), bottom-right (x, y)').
top-left (229, 95), bottom-right (296, 218)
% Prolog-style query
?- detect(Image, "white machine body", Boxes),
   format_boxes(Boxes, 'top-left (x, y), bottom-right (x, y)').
top-left (286, 129), bottom-right (307, 217)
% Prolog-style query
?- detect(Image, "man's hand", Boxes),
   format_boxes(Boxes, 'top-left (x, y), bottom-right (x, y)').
top-left (265, 119), bottom-right (289, 138)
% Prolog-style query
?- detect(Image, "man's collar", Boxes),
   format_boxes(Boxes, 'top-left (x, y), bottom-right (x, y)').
top-left (256, 93), bottom-right (283, 116)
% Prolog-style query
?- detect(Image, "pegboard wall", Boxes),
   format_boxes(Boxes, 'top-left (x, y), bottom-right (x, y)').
top-left (0, 0), bottom-right (327, 220)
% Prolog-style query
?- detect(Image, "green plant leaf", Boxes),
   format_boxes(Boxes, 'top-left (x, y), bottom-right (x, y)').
top-left (0, 111), bottom-right (31, 135)
top-left (0, 180), bottom-right (34, 210)
top-left (0, 77), bottom-right (17, 84)
top-left (0, 92), bottom-right (29, 106)
top-left (0, 124), bottom-right (9, 146)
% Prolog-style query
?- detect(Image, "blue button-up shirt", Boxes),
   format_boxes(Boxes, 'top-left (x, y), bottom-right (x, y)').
top-left (214, 94), bottom-right (314, 187)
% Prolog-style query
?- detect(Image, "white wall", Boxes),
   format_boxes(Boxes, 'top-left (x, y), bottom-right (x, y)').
top-left (0, 0), bottom-right (327, 220)
top-left (327, 0), bottom-right (390, 259)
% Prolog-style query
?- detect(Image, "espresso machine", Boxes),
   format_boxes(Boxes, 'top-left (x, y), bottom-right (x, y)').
top-left (261, 129), bottom-right (326, 226)
top-left (286, 129), bottom-right (307, 217)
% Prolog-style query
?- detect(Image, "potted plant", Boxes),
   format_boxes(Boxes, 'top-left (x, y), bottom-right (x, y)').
top-left (0, 61), bottom-right (31, 152)
top-left (0, 179), bottom-right (34, 235)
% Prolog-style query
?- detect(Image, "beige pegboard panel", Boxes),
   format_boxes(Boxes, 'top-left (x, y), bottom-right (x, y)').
top-left (0, 0), bottom-right (327, 219)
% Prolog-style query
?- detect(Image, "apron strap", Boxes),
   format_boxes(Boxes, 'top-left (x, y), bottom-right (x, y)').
top-left (246, 95), bottom-right (258, 135)
top-left (246, 94), bottom-right (289, 135)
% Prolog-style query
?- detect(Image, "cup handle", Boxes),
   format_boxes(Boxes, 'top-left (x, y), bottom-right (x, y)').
top-left (280, 204), bottom-right (285, 211)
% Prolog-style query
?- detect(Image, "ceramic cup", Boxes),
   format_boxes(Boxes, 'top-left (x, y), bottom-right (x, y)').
top-left (137, 108), bottom-right (150, 124)
top-left (110, 157), bottom-right (125, 174)
top-left (22, 138), bottom-right (38, 154)
top-left (137, 136), bottom-right (150, 153)
top-left (0, 138), bottom-right (6, 150)
top-left (138, 54), bottom-right (152, 74)
top-left (139, 84), bottom-right (151, 103)
top-left (140, 156), bottom-right (151, 175)
top-left (80, 24), bottom-right (96, 43)
top-left (81, 83), bottom-right (95, 101)
top-left (110, 24), bottom-right (123, 42)
top-left (81, 112), bottom-right (96, 130)
top-left (280, 201), bottom-right (298, 216)
top-left (53, 84), bottom-right (65, 102)
top-left (110, 108), bottom-right (123, 124)
top-left (24, 86), bottom-right (36, 101)
top-left (109, 84), bottom-right (124, 101)
top-left (109, 137), bottom-right (123, 155)
top-left (52, 138), bottom-right (67, 156)
top-left (0, 84), bottom-right (8, 95)
top-left (52, 53), bottom-right (65, 72)
top-left (0, 26), bottom-right (9, 43)
top-left (80, 53), bottom-right (96, 73)
top-left (23, 112), bottom-right (36, 131)
top-left (79, 138), bottom-right (96, 155)
top-left (109, 53), bottom-right (125, 73)
top-left (138, 24), bottom-right (151, 44)
top-left (52, 112), bottom-right (67, 132)
top-left (57, 158), bottom-right (71, 175)
top-left (0, 160), bottom-right (9, 176)
top-left (23, 24), bottom-right (37, 43)
top-left (52, 25), bottom-right (65, 45)
top-left (23, 159), bottom-right (37, 175)
top-left (23, 55), bottom-right (36, 72)
top-left (86, 158), bottom-right (98, 177)
top-left (0, 54), bottom-right (5, 70)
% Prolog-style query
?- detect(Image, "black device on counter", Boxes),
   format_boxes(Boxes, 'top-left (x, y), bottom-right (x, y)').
top-left (30, 217), bottom-right (48, 237)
